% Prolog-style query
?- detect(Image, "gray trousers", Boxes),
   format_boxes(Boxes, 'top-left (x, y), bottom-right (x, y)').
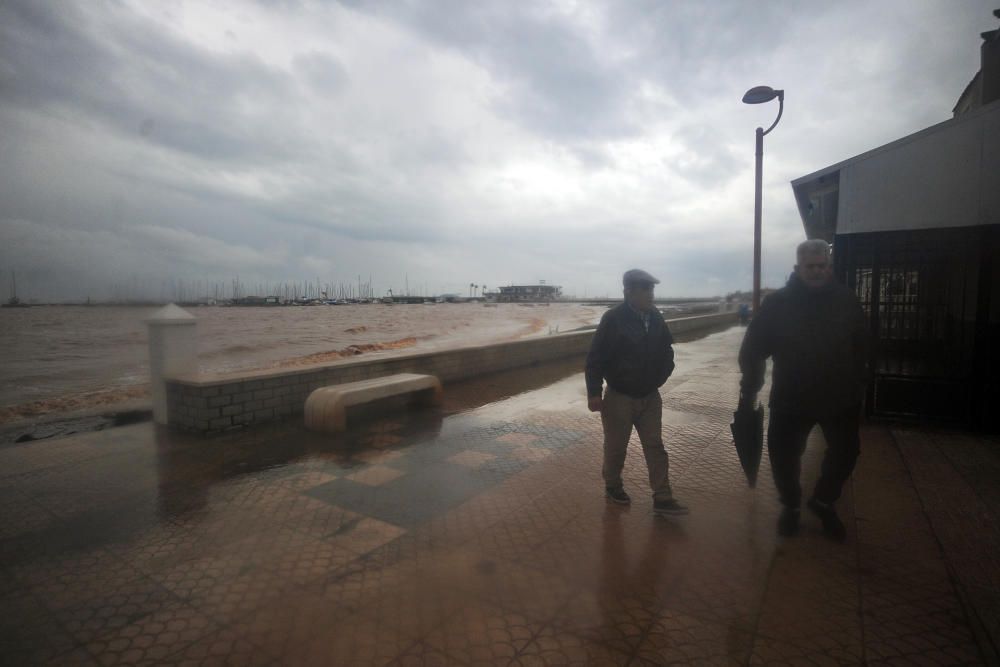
top-left (601, 387), bottom-right (673, 500)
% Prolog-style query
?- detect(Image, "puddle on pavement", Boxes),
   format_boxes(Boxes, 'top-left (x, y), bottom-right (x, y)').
top-left (8, 324), bottom-right (746, 535)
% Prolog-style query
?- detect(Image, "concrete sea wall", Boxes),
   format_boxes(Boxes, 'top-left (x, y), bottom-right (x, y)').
top-left (165, 311), bottom-right (737, 433)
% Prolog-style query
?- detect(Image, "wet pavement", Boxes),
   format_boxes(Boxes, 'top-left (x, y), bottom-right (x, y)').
top-left (1, 325), bottom-right (998, 666)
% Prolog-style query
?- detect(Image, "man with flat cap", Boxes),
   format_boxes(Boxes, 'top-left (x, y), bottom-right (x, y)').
top-left (586, 269), bottom-right (688, 516)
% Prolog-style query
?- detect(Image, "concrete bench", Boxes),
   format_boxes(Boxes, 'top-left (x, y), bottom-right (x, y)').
top-left (304, 373), bottom-right (443, 433)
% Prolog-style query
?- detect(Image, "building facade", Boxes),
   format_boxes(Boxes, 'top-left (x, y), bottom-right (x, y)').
top-left (791, 13), bottom-right (1000, 429)
top-left (496, 285), bottom-right (562, 302)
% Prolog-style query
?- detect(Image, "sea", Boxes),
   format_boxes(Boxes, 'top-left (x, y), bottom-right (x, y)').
top-left (0, 302), bottom-right (605, 423)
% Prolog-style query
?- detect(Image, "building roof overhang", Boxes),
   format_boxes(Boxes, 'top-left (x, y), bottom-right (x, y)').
top-left (790, 99), bottom-right (1000, 238)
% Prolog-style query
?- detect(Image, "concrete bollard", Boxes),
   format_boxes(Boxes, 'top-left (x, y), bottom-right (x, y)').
top-left (146, 304), bottom-right (197, 426)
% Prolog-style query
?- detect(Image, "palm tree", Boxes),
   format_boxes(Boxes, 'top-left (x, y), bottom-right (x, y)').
top-left (469, 283), bottom-right (474, 298)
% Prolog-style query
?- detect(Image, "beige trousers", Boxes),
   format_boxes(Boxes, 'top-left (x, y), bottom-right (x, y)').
top-left (601, 387), bottom-right (673, 500)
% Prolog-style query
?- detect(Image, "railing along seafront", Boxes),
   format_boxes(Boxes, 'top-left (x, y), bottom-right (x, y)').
top-left (153, 310), bottom-right (738, 434)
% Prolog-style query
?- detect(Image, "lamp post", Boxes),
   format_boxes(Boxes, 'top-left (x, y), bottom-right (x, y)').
top-left (741, 85), bottom-right (784, 314)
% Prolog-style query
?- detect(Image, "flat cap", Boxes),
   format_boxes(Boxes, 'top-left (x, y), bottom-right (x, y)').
top-left (622, 268), bottom-right (660, 287)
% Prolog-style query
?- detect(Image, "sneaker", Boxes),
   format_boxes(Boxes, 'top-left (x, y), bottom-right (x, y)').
top-left (605, 487), bottom-right (631, 505)
top-left (653, 498), bottom-right (689, 516)
top-left (807, 498), bottom-right (846, 542)
top-left (777, 507), bottom-right (800, 537)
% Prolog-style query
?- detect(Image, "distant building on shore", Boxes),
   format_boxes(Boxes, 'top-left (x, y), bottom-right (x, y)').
top-left (497, 284), bottom-right (562, 302)
top-left (232, 295), bottom-right (281, 306)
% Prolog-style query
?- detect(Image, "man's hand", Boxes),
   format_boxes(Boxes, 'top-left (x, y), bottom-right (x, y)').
top-left (588, 396), bottom-right (603, 413)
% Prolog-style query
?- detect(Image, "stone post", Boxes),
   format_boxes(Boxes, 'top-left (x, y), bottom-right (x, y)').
top-left (146, 304), bottom-right (197, 426)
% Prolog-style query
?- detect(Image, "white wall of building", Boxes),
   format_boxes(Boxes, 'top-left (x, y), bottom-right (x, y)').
top-left (794, 101), bottom-right (1000, 236)
top-left (840, 120), bottom-right (978, 233)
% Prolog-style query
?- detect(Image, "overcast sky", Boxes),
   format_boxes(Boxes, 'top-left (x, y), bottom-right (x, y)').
top-left (0, 1), bottom-right (995, 301)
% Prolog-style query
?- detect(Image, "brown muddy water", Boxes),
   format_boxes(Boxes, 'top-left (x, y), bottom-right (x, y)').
top-left (0, 303), bottom-right (603, 423)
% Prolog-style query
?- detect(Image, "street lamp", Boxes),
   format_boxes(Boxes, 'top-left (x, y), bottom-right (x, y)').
top-left (742, 85), bottom-right (784, 314)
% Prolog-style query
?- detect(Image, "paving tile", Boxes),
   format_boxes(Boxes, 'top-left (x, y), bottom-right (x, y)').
top-left (273, 501), bottom-right (365, 540)
top-left (508, 445), bottom-right (552, 463)
top-left (307, 463), bottom-right (492, 529)
top-left (384, 641), bottom-right (462, 667)
top-left (632, 608), bottom-right (753, 665)
top-left (355, 448), bottom-right (406, 465)
top-left (2, 326), bottom-right (999, 664)
top-left (0, 587), bottom-right (80, 665)
top-left (360, 432), bottom-right (404, 449)
top-left (239, 525), bottom-right (364, 581)
top-left (347, 464), bottom-right (407, 486)
top-left (12, 452), bottom-right (160, 521)
top-left (12, 547), bottom-right (147, 610)
top-left (52, 576), bottom-right (182, 645)
top-left (510, 624), bottom-right (633, 666)
top-left (756, 549), bottom-right (862, 650)
top-left (158, 545), bottom-right (312, 623)
top-left (497, 432), bottom-right (540, 446)
top-left (82, 601), bottom-right (219, 666)
top-left (41, 646), bottom-right (102, 666)
top-left (749, 635), bottom-right (866, 666)
top-left (326, 516), bottom-right (406, 555)
top-left (446, 450), bottom-right (498, 468)
top-left (229, 590), bottom-right (419, 666)
top-left (160, 626), bottom-right (279, 666)
top-left (660, 573), bottom-right (763, 633)
top-left (266, 470), bottom-right (339, 492)
top-left (0, 487), bottom-right (59, 540)
top-left (8, 545), bottom-right (188, 650)
top-left (861, 586), bottom-right (981, 664)
top-left (319, 547), bottom-right (470, 640)
top-left (222, 589), bottom-right (345, 656)
top-left (106, 522), bottom-right (214, 576)
top-left (469, 558), bottom-right (581, 624)
top-left (0, 437), bottom-right (108, 479)
top-left (465, 509), bottom-right (570, 567)
top-left (546, 589), bottom-right (656, 652)
top-left (423, 601), bottom-right (535, 664)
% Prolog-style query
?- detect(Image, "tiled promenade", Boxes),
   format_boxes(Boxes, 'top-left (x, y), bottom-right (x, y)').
top-left (1, 325), bottom-right (998, 666)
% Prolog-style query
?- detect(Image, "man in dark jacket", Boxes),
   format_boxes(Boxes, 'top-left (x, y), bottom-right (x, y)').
top-left (586, 269), bottom-right (688, 517)
top-left (739, 239), bottom-right (869, 541)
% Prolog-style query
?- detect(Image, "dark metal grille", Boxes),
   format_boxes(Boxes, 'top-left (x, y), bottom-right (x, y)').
top-left (835, 227), bottom-right (992, 423)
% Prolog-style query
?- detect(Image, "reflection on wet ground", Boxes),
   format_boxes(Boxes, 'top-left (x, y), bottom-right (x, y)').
top-left (1, 325), bottom-right (998, 665)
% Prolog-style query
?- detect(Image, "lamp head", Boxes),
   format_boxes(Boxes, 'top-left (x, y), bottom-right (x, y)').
top-left (742, 86), bottom-right (783, 104)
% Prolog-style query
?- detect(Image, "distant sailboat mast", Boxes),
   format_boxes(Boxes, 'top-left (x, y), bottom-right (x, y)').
top-left (3, 270), bottom-right (29, 308)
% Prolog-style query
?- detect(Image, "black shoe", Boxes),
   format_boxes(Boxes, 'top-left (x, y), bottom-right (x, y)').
top-left (653, 498), bottom-right (689, 516)
top-left (777, 507), bottom-right (800, 537)
top-left (807, 498), bottom-right (846, 542)
top-left (605, 487), bottom-right (631, 505)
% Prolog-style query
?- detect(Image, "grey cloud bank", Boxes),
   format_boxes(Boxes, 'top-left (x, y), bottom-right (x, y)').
top-left (0, 0), bottom-right (993, 301)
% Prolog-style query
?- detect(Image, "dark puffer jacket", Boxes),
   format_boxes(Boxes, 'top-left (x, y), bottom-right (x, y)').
top-left (739, 274), bottom-right (869, 416)
top-left (586, 303), bottom-right (675, 399)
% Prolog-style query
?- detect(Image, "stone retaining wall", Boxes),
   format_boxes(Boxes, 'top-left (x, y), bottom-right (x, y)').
top-left (165, 311), bottom-right (737, 433)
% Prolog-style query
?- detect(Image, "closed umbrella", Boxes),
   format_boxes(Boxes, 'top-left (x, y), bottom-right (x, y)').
top-left (730, 402), bottom-right (764, 487)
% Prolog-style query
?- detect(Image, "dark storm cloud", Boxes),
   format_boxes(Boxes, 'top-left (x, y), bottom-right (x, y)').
top-left (602, 1), bottom-right (801, 91)
top-left (0, 1), bottom-right (301, 163)
top-left (668, 123), bottom-right (742, 188)
top-left (339, 0), bottom-right (638, 141)
top-left (1, 0), bottom-right (996, 301)
top-left (0, 0), bottom-right (460, 257)
top-left (295, 52), bottom-right (350, 93)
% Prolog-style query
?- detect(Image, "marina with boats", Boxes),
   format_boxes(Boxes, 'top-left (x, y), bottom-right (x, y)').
top-left (1, 271), bottom-right (726, 314)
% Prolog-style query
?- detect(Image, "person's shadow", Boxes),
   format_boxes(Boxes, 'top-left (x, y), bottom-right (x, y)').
top-left (597, 505), bottom-right (687, 649)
